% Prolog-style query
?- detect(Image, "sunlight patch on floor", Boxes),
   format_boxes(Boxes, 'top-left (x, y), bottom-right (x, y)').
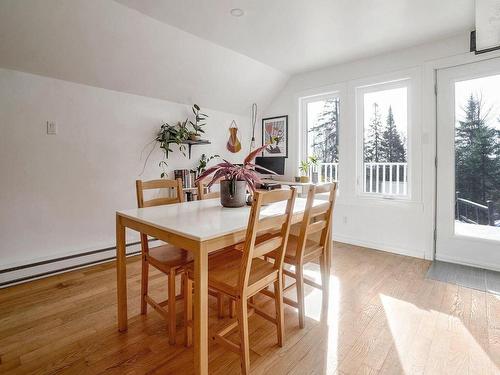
top-left (299, 264), bottom-right (340, 373)
top-left (380, 294), bottom-right (498, 374)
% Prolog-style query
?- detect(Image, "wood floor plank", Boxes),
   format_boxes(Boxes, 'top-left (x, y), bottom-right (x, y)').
top-left (0, 244), bottom-right (498, 375)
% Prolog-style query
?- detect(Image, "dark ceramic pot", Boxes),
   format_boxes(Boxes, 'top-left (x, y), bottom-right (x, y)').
top-left (220, 180), bottom-right (246, 207)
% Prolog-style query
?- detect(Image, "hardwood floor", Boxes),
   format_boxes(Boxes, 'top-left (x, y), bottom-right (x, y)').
top-left (0, 243), bottom-right (499, 374)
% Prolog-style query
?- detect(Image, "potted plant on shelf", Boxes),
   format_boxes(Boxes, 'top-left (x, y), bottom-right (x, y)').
top-left (142, 103), bottom-right (210, 178)
top-left (156, 119), bottom-right (191, 158)
top-left (195, 153), bottom-right (220, 178)
top-left (189, 104), bottom-right (208, 140)
top-left (195, 145), bottom-right (274, 207)
top-left (299, 160), bottom-right (310, 183)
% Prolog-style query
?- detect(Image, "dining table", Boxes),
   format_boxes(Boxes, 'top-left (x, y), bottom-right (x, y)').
top-left (115, 195), bottom-right (331, 375)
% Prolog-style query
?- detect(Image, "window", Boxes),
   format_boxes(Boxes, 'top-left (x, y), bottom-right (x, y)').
top-left (358, 80), bottom-right (409, 197)
top-left (302, 93), bottom-right (340, 182)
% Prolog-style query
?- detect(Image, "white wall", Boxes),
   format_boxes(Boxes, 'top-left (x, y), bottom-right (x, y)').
top-left (262, 33), bottom-right (474, 260)
top-left (0, 68), bottom-right (253, 280)
top-left (0, 0), bottom-right (288, 115)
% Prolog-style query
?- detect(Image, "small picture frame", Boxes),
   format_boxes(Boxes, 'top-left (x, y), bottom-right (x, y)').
top-left (262, 115), bottom-right (288, 158)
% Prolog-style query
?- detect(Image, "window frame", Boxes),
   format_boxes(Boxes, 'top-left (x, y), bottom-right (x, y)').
top-left (299, 88), bottom-right (344, 179)
top-left (355, 77), bottom-right (414, 201)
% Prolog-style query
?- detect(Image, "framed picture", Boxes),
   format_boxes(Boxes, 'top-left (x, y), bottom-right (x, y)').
top-left (262, 115), bottom-right (288, 157)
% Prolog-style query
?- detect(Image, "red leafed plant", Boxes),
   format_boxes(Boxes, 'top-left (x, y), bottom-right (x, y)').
top-left (195, 145), bottom-right (275, 192)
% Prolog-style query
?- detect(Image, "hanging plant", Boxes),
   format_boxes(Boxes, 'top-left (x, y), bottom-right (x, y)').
top-left (141, 104), bottom-right (209, 178)
top-left (156, 119), bottom-right (190, 158)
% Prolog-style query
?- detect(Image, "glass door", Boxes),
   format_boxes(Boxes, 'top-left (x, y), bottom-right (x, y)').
top-left (436, 58), bottom-right (500, 269)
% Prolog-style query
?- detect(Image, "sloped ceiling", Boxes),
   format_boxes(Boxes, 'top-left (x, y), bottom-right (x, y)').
top-left (116, 0), bottom-right (474, 74)
top-left (0, 0), bottom-right (288, 115)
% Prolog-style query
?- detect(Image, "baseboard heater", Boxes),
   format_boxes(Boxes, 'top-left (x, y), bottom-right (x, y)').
top-left (0, 239), bottom-right (158, 288)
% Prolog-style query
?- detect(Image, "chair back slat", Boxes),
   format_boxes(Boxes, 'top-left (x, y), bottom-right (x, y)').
top-left (295, 183), bottom-right (337, 263)
top-left (313, 184), bottom-right (333, 194)
top-left (306, 220), bottom-right (327, 235)
top-left (238, 189), bottom-right (297, 294)
top-left (252, 236), bottom-right (284, 258)
top-left (142, 197), bottom-right (181, 207)
top-left (141, 179), bottom-right (181, 190)
top-left (197, 179), bottom-right (221, 200)
top-left (309, 202), bottom-right (331, 218)
top-left (257, 215), bottom-right (287, 232)
top-left (136, 178), bottom-right (184, 209)
top-left (260, 189), bottom-right (293, 204)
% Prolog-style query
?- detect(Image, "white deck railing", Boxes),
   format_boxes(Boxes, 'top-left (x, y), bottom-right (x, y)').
top-left (309, 162), bottom-right (408, 196)
top-left (364, 162), bottom-right (407, 195)
top-left (310, 162), bottom-right (339, 183)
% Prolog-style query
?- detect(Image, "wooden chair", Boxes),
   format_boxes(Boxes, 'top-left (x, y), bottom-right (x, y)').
top-left (136, 178), bottom-right (191, 345)
top-left (196, 179), bottom-right (220, 200)
top-left (196, 178), bottom-right (232, 318)
top-left (184, 188), bottom-right (297, 374)
top-left (265, 182), bottom-right (337, 328)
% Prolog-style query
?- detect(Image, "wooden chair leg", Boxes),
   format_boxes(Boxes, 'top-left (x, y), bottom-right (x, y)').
top-left (229, 299), bottom-right (236, 318)
top-left (168, 271), bottom-right (177, 345)
top-left (274, 276), bottom-right (285, 347)
top-left (140, 254), bottom-right (148, 315)
top-left (295, 264), bottom-right (306, 329)
top-left (319, 251), bottom-right (330, 304)
top-left (217, 293), bottom-right (224, 319)
top-left (184, 275), bottom-right (193, 347)
top-left (180, 272), bottom-right (185, 297)
top-left (237, 297), bottom-right (250, 375)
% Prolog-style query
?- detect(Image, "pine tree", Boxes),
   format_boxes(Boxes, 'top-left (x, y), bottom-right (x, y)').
top-left (380, 106), bottom-right (406, 162)
top-left (455, 94), bottom-right (500, 205)
top-left (364, 103), bottom-right (383, 162)
top-left (309, 98), bottom-right (339, 163)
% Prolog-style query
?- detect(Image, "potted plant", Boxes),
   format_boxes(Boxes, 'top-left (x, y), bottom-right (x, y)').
top-left (309, 156), bottom-right (319, 183)
top-left (299, 160), bottom-right (310, 183)
top-left (195, 145), bottom-right (274, 207)
top-left (142, 104), bottom-right (209, 178)
top-left (189, 104), bottom-right (208, 140)
top-left (155, 119), bottom-right (190, 157)
top-left (195, 153), bottom-right (220, 177)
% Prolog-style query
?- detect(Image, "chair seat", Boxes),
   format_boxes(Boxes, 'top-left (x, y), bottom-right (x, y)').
top-left (147, 244), bottom-right (193, 273)
top-left (187, 249), bottom-right (278, 297)
top-left (267, 234), bottom-right (322, 264)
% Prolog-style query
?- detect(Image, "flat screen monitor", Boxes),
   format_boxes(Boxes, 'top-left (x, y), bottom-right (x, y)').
top-left (255, 157), bottom-right (285, 176)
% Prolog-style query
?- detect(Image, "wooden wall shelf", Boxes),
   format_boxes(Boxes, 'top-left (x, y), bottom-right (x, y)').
top-left (165, 139), bottom-right (211, 159)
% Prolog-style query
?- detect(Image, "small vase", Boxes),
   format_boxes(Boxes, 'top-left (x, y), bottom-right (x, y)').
top-left (220, 180), bottom-right (247, 207)
top-left (311, 171), bottom-right (319, 184)
top-left (300, 176), bottom-right (310, 183)
top-left (189, 133), bottom-right (200, 141)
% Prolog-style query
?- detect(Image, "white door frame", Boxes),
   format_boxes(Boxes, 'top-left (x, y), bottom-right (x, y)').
top-left (420, 50), bottom-right (500, 261)
top-left (434, 57), bottom-right (500, 270)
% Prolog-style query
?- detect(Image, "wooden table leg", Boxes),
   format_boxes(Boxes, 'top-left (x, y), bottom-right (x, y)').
top-left (116, 215), bottom-right (128, 332)
top-left (194, 249), bottom-right (208, 375)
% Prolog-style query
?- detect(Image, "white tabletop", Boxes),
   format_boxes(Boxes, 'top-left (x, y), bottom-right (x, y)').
top-left (117, 197), bottom-right (325, 242)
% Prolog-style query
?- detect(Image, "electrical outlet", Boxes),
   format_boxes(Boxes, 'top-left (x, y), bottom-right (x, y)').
top-left (343, 216), bottom-right (348, 224)
top-left (46, 121), bottom-right (57, 135)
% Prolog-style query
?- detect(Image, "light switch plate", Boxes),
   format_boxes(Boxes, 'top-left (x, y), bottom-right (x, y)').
top-left (46, 121), bottom-right (57, 135)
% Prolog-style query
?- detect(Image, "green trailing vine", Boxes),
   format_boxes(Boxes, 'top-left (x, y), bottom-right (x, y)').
top-left (141, 104), bottom-right (208, 178)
